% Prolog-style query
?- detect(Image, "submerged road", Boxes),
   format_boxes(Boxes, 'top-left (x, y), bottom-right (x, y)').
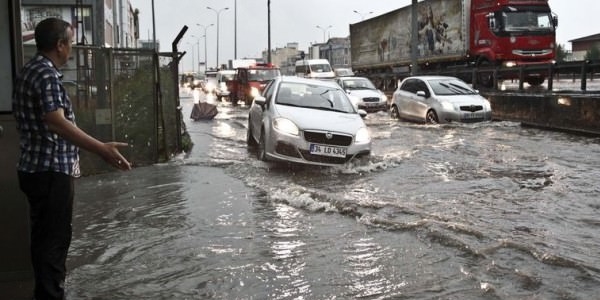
top-left (64, 90), bottom-right (600, 299)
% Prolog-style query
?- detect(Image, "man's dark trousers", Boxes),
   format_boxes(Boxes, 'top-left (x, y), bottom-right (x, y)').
top-left (18, 171), bottom-right (74, 300)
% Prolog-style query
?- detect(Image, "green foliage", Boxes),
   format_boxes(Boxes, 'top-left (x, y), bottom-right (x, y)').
top-left (555, 44), bottom-right (568, 62)
top-left (585, 46), bottom-right (600, 61)
top-left (113, 63), bottom-right (157, 166)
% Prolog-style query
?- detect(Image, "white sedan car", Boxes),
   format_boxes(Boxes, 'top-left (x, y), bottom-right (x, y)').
top-left (247, 76), bottom-right (371, 166)
top-left (390, 76), bottom-right (492, 124)
top-left (335, 76), bottom-right (388, 113)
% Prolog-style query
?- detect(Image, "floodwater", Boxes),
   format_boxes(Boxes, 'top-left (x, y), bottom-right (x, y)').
top-left (66, 91), bottom-right (600, 299)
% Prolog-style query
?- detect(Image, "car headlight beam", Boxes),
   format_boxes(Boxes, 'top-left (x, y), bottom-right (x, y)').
top-left (273, 118), bottom-right (299, 136)
top-left (250, 87), bottom-right (260, 98)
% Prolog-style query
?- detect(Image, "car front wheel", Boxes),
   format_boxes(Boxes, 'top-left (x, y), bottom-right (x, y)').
top-left (246, 122), bottom-right (257, 147)
top-left (257, 129), bottom-right (268, 161)
top-left (390, 105), bottom-right (400, 119)
top-left (425, 110), bottom-right (439, 124)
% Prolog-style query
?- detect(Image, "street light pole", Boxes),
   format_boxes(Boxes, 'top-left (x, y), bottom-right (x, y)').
top-left (186, 42), bottom-right (195, 72)
top-left (196, 23), bottom-right (214, 73)
top-left (234, 0), bottom-right (237, 59)
top-left (191, 35), bottom-right (201, 72)
top-left (316, 25), bottom-right (332, 43)
top-left (353, 10), bottom-right (373, 20)
top-left (267, 0), bottom-right (271, 63)
top-left (207, 6), bottom-right (229, 69)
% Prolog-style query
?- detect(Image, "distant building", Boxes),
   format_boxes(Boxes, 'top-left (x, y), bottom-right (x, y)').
top-left (569, 33), bottom-right (600, 61)
top-left (316, 37), bottom-right (352, 69)
top-left (264, 38), bottom-right (352, 76)
top-left (139, 39), bottom-right (160, 50)
top-left (21, 0), bottom-right (140, 48)
top-left (263, 42), bottom-right (301, 75)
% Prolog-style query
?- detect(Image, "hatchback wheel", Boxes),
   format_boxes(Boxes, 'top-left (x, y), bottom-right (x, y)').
top-left (390, 105), bottom-right (400, 119)
top-left (426, 110), bottom-right (439, 124)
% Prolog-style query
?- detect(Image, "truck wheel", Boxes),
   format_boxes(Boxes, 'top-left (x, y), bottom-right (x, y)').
top-left (526, 77), bottom-right (545, 86)
top-left (476, 59), bottom-right (494, 88)
top-left (425, 110), bottom-right (439, 124)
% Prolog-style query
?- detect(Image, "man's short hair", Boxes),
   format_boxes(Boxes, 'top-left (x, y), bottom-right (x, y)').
top-left (34, 18), bottom-right (72, 52)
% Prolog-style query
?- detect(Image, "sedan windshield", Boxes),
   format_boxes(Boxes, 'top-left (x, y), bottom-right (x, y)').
top-left (276, 82), bottom-right (356, 113)
top-left (428, 79), bottom-right (477, 96)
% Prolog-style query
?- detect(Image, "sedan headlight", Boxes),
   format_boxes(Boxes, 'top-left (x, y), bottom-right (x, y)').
top-left (380, 92), bottom-right (388, 103)
top-left (250, 87), bottom-right (260, 98)
top-left (273, 118), bottom-right (299, 136)
top-left (355, 127), bottom-right (370, 144)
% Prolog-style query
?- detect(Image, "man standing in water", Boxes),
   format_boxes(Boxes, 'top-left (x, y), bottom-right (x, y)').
top-left (12, 18), bottom-right (131, 299)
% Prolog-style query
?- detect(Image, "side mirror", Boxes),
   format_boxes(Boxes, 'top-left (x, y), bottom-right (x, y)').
top-left (416, 91), bottom-right (427, 98)
top-left (357, 109), bottom-right (368, 118)
top-left (254, 95), bottom-right (267, 106)
top-left (552, 15), bottom-right (558, 27)
top-left (487, 12), bottom-right (496, 29)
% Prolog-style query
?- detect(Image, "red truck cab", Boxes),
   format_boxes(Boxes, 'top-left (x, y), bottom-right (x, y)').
top-left (470, 0), bottom-right (557, 85)
top-left (228, 63), bottom-right (281, 106)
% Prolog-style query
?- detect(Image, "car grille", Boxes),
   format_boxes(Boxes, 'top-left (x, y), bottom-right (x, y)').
top-left (303, 131), bottom-right (353, 146)
top-left (362, 97), bottom-right (380, 103)
top-left (460, 105), bottom-right (483, 112)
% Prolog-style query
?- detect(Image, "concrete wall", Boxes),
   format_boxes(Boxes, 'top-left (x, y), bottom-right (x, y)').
top-left (486, 93), bottom-right (600, 135)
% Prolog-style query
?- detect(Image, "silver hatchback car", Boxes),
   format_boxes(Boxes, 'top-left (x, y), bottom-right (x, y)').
top-left (247, 76), bottom-right (371, 166)
top-left (390, 76), bottom-right (492, 124)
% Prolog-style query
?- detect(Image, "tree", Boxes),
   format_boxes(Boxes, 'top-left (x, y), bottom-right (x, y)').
top-left (585, 46), bottom-right (600, 61)
top-left (555, 44), bottom-right (568, 62)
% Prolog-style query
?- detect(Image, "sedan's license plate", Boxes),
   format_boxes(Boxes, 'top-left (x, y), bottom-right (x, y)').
top-left (309, 144), bottom-right (347, 158)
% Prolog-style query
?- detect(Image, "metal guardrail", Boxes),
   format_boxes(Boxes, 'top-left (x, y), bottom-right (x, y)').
top-left (428, 60), bottom-right (600, 93)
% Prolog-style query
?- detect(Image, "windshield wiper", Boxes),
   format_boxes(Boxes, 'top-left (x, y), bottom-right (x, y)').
top-left (319, 89), bottom-right (338, 107)
top-left (448, 82), bottom-right (475, 94)
top-left (311, 106), bottom-right (348, 113)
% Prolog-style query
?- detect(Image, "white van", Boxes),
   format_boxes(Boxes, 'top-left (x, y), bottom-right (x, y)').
top-left (215, 70), bottom-right (236, 100)
top-left (295, 59), bottom-right (335, 80)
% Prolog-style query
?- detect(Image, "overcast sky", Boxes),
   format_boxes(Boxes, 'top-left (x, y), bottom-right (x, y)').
top-left (129, 0), bottom-right (599, 70)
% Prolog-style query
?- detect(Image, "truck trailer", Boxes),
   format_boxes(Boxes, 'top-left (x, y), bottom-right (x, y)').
top-left (349, 0), bottom-right (557, 87)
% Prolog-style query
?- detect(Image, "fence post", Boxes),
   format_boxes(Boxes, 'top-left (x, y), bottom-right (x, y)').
top-left (581, 61), bottom-right (587, 92)
top-left (547, 63), bottom-right (554, 91)
top-left (518, 66), bottom-right (525, 90)
top-left (493, 67), bottom-right (499, 90)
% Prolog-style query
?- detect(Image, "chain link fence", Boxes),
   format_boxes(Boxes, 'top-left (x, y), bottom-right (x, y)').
top-left (62, 45), bottom-right (184, 175)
